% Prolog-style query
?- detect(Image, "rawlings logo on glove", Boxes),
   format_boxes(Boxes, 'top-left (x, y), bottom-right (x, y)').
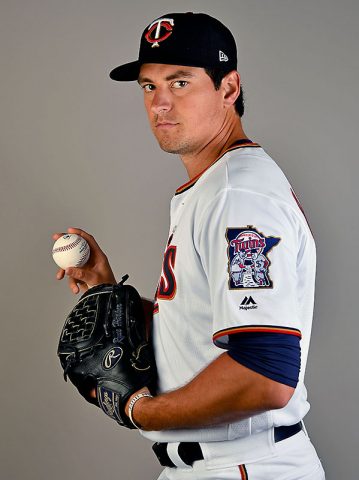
top-left (57, 275), bottom-right (157, 429)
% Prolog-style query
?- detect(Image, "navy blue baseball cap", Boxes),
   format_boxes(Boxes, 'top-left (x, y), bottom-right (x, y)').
top-left (110, 12), bottom-right (237, 81)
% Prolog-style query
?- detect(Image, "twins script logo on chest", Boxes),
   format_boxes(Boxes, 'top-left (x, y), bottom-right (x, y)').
top-left (156, 243), bottom-right (177, 301)
top-left (153, 233), bottom-right (177, 314)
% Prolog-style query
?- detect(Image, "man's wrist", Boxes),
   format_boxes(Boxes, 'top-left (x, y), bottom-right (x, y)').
top-left (125, 388), bottom-right (153, 429)
top-left (128, 392), bottom-right (153, 429)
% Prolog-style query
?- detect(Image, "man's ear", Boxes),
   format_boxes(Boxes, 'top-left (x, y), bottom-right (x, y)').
top-left (222, 71), bottom-right (241, 108)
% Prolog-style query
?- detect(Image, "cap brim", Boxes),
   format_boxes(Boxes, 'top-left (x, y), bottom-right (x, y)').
top-left (109, 60), bottom-right (141, 81)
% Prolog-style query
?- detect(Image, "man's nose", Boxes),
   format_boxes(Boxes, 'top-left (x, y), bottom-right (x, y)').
top-left (151, 89), bottom-right (172, 115)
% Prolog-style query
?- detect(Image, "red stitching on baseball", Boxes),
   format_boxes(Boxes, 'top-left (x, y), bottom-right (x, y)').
top-left (53, 236), bottom-right (82, 254)
top-left (75, 251), bottom-right (90, 266)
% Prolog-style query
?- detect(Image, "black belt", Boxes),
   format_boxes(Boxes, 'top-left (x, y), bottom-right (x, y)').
top-left (153, 422), bottom-right (303, 468)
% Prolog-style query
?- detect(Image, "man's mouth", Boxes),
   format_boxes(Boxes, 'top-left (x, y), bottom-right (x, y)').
top-left (155, 121), bottom-right (179, 128)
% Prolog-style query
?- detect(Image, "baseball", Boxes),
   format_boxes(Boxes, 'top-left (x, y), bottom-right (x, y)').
top-left (52, 234), bottom-right (90, 270)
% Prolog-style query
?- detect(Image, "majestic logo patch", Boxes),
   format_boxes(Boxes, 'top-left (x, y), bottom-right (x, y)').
top-left (240, 296), bottom-right (258, 310)
top-left (145, 18), bottom-right (174, 48)
top-left (226, 226), bottom-right (281, 289)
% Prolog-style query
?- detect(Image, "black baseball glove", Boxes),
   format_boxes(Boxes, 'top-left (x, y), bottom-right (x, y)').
top-left (57, 275), bottom-right (157, 429)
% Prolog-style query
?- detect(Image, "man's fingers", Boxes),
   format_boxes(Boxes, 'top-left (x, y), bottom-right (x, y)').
top-left (56, 269), bottom-right (65, 280)
top-left (67, 227), bottom-right (102, 252)
top-left (53, 232), bottom-right (66, 241)
top-left (66, 267), bottom-right (96, 287)
top-left (68, 277), bottom-right (80, 294)
top-left (67, 275), bottom-right (88, 294)
top-left (66, 267), bottom-right (85, 281)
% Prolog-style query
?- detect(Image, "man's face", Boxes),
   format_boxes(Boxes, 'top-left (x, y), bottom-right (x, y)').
top-left (138, 64), bottom-right (226, 155)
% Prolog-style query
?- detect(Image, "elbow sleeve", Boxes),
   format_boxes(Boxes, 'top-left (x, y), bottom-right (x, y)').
top-left (227, 332), bottom-right (301, 388)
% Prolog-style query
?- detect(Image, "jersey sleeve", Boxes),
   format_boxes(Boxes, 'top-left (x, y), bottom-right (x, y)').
top-left (196, 188), bottom-right (303, 348)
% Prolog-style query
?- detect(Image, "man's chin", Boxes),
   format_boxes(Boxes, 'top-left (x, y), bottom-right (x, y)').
top-left (156, 138), bottom-right (192, 155)
top-left (159, 145), bottom-right (182, 154)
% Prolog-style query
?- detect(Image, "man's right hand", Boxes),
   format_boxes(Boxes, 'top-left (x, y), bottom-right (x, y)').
top-left (53, 227), bottom-right (117, 294)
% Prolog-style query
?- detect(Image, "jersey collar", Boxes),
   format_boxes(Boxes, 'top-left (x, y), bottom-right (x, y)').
top-left (175, 139), bottom-right (261, 196)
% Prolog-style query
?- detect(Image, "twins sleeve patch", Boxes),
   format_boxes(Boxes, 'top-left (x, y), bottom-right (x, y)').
top-left (226, 226), bottom-right (281, 289)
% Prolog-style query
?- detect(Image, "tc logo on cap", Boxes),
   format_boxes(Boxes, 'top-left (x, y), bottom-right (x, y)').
top-left (145, 18), bottom-right (174, 48)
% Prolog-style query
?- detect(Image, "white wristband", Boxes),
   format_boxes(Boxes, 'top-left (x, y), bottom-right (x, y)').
top-left (128, 392), bottom-right (153, 429)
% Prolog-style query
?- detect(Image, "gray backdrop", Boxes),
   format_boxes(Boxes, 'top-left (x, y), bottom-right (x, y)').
top-left (1, 0), bottom-right (358, 479)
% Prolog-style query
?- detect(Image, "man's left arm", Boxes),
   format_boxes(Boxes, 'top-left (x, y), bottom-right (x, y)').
top-left (126, 352), bottom-right (294, 431)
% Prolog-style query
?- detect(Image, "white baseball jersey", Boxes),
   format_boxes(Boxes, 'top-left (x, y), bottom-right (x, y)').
top-left (141, 141), bottom-right (316, 451)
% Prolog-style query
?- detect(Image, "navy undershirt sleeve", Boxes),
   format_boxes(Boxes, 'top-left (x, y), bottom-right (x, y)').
top-left (227, 332), bottom-right (301, 388)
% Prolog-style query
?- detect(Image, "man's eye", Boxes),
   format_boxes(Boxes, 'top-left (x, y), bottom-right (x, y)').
top-left (142, 84), bottom-right (155, 92)
top-left (172, 80), bottom-right (188, 89)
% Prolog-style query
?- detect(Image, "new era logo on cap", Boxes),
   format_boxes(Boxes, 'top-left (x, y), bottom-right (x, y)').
top-left (219, 50), bottom-right (229, 62)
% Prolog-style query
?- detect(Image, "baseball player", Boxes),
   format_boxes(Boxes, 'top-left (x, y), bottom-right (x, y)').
top-left (55, 12), bottom-right (325, 480)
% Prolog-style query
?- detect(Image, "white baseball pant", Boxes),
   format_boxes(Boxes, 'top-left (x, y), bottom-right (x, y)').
top-left (156, 430), bottom-right (325, 480)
